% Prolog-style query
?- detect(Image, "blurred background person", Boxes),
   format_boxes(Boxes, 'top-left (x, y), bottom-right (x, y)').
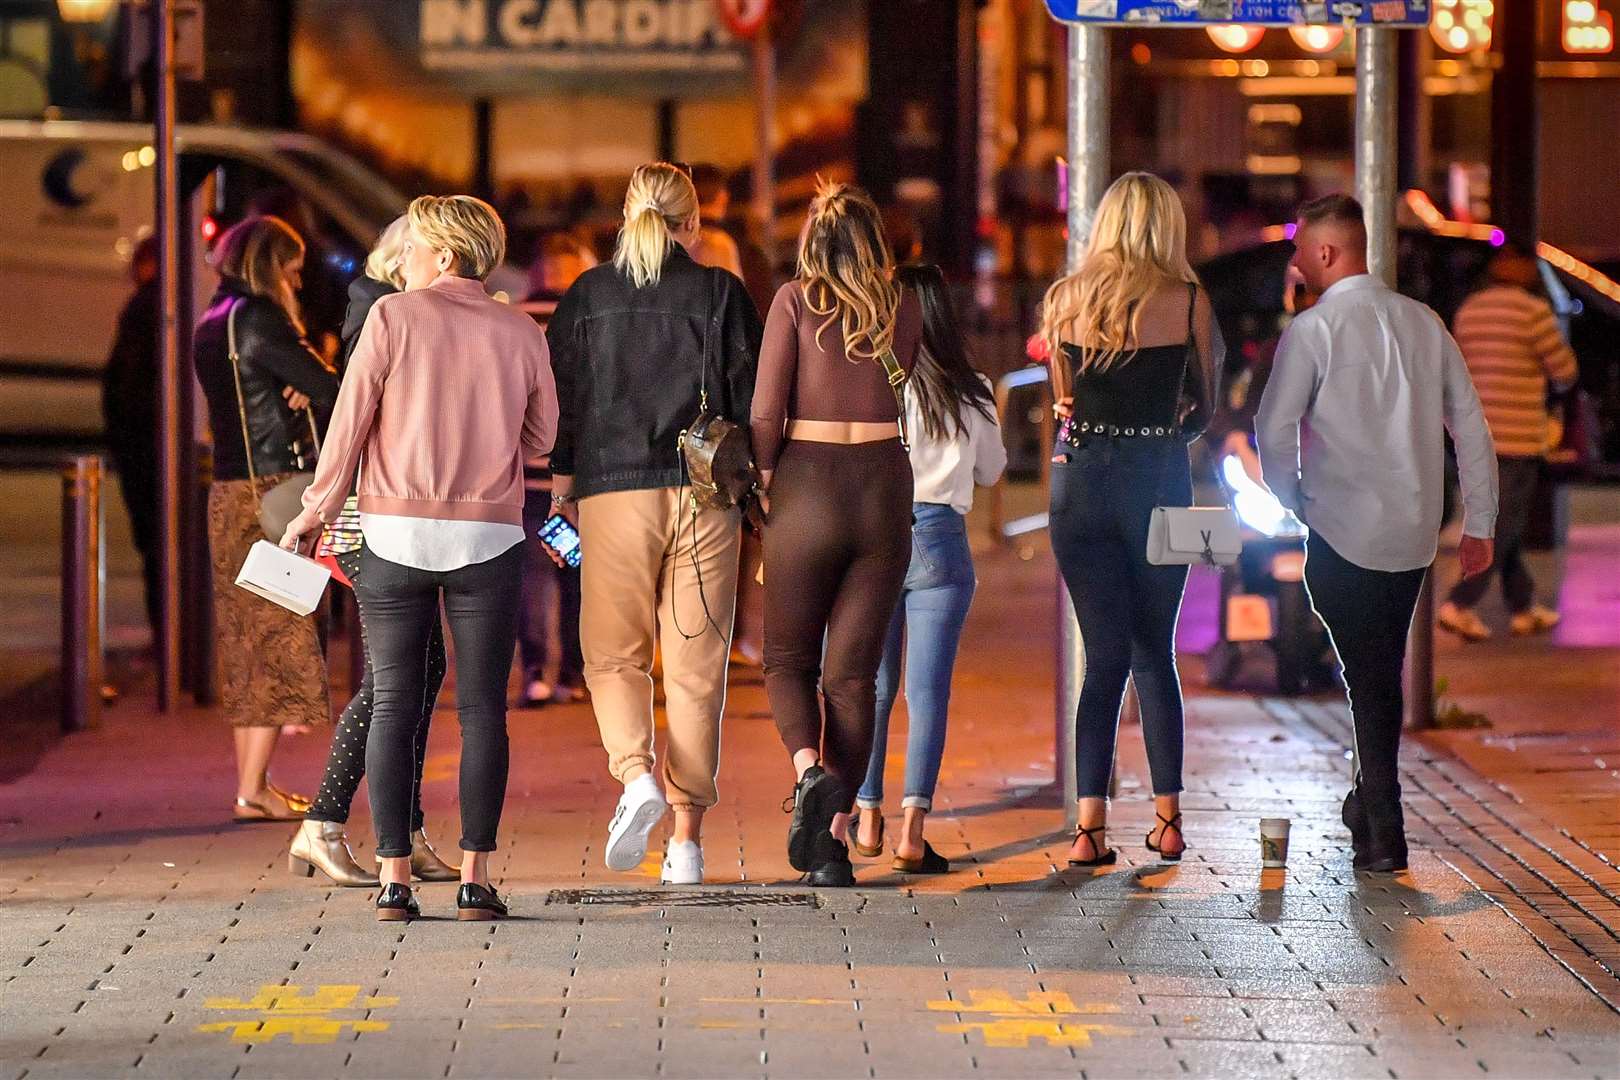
top-left (1438, 241), bottom-right (1579, 642)
top-left (193, 215), bottom-right (338, 821)
top-left (100, 235), bottom-right (161, 645)
top-left (688, 163), bottom-right (743, 277)
top-left (516, 232), bottom-right (596, 708)
top-left (852, 264), bottom-right (1005, 876)
top-left (547, 163), bottom-right (761, 887)
top-left (289, 215), bottom-right (456, 888)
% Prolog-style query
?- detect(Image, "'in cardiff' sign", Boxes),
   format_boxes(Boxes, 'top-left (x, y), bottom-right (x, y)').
top-left (418, 0), bottom-right (748, 73)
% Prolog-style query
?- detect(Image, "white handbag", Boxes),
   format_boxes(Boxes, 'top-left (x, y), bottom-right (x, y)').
top-left (1146, 506), bottom-right (1241, 566)
top-left (235, 539), bottom-right (332, 616)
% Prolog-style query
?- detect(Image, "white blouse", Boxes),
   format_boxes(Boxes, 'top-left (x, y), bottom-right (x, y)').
top-left (905, 375), bottom-right (1008, 514)
top-left (359, 513), bottom-right (525, 573)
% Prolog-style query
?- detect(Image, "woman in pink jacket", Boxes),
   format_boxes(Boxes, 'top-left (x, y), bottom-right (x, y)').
top-left (283, 195), bottom-right (558, 923)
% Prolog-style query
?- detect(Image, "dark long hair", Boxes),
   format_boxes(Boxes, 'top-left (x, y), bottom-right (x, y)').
top-left (896, 264), bottom-right (996, 440)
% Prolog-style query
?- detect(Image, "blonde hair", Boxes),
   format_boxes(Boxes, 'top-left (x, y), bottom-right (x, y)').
top-left (796, 180), bottom-right (899, 362)
top-left (407, 195), bottom-right (506, 281)
top-left (214, 215), bottom-right (306, 333)
top-left (365, 214), bottom-right (409, 289)
top-left (613, 162), bottom-right (698, 288)
top-left (1039, 171), bottom-right (1197, 398)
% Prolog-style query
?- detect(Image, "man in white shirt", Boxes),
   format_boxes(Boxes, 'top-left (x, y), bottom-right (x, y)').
top-left (1256, 193), bottom-right (1498, 873)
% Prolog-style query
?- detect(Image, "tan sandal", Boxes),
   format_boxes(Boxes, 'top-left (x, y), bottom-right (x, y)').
top-left (233, 787), bottom-right (306, 823)
top-left (852, 812), bottom-right (885, 858)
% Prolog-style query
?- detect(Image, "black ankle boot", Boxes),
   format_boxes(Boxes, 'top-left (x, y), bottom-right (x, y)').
top-left (806, 831), bottom-right (856, 887)
top-left (786, 766), bottom-right (845, 873)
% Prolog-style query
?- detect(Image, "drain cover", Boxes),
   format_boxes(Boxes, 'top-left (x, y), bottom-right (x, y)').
top-left (544, 888), bottom-right (821, 909)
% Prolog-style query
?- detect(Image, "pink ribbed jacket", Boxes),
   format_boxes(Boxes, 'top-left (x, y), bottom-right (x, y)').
top-left (303, 274), bottom-right (558, 527)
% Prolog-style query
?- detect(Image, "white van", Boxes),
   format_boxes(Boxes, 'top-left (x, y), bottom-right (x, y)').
top-left (0, 121), bottom-right (409, 438)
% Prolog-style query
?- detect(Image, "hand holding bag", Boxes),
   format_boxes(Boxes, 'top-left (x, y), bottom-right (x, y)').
top-left (226, 299), bottom-right (322, 540)
top-left (235, 538), bottom-right (332, 616)
top-left (1145, 284), bottom-right (1240, 567)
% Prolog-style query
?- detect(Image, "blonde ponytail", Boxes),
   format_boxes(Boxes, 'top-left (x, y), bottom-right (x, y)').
top-left (613, 162), bottom-right (699, 288)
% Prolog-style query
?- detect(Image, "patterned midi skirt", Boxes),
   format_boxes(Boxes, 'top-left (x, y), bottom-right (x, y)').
top-left (207, 476), bottom-right (330, 728)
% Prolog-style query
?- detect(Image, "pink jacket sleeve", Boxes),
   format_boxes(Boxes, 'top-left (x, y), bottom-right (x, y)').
top-left (521, 328), bottom-right (559, 459)
top-left (302, 301), bottom-right (389, 523)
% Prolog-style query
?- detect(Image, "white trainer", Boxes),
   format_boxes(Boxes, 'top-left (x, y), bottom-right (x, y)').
top-left (605, 774), bottom-right (666, 872)
top-left (660, 840), bottom-right (704, 886)
top-left (1510, 604), bottom-right (1562, 636)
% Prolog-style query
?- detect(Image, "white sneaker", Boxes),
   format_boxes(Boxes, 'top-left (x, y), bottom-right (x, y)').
top-left (1510, 604), bottom-right (1561, 636)
top-left (1437, 602), bottom-right (1491, 642)
top-left (605, 774), bottom-right (666, 872)
top-left (660, 840), bottom-right (704, 885)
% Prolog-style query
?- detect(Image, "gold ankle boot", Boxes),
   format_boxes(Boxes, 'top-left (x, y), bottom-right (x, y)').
top-left (288, 820), bottom-right (378, 888)
top-left (407, 829), bottom-right (460, 882)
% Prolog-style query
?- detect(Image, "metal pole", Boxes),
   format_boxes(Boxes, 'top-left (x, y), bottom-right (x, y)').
top-left (61, 456), bottom-right (105, 733)
top-left (751, 24), bottom-right (777, 273)
top-left (154, 0), bottom-right (182, 713)
top-left (1057, 23), bottom-right (1109, 830)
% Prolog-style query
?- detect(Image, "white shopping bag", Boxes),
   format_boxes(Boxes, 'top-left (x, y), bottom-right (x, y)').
top-left (235, 539), bottom-right (331, 616)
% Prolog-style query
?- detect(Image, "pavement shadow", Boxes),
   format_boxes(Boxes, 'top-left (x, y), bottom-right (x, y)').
top-left (955, 828), bottom-right (1073, 867)
top-left (0, 820), bottom-right (234, 857)
top-left (1353, 875), bottom-right (1496, 917)
top-left (939, 784), bottom-right (1067, 820)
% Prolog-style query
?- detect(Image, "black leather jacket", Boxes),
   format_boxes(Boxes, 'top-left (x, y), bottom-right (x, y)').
top-left (339, 275), bottom-right (395, 369)
top-left (547, 246), bottom-right (762, 499)
top-left (194, 281), bottom-right (339, 483)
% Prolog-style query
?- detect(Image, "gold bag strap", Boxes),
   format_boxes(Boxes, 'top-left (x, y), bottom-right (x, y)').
top-left (878, 347), bottom-right (909, 450)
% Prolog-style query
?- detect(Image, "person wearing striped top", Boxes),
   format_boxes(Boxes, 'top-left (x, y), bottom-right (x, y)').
top-left (1439, 244), bottom-right (1579, 642)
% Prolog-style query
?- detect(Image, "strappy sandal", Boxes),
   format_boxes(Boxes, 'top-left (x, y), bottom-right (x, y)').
top-left (1067, 823), bottom-right (1116, 868)
top-left (1145, 811), bottom-right (1185, 863)
top-left (232, 787), bottom-right (306, 824)
top-left (852, 812), bottom-right (885, 858)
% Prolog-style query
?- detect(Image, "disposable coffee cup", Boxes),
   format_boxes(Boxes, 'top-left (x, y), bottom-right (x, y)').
top-left (1259, 818), bottom-right (1291, 868)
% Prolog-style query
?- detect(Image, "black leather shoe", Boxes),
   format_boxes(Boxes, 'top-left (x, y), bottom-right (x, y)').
top-left (806, 832), bottom-right (856, 888)
top-left (456, 882), bottom-right (509, 921)
top-left (786, 766), bottom-right (846, 873)
top-left (376, 883), bottom-right (419, 923)
top-left (1353, 832), bottom-right (1408, 873)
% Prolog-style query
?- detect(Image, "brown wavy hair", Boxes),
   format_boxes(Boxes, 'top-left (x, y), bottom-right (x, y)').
top-left (213, 215), bottom-right (307, 333)
top-left (796, 180), bottom-right (899, 362)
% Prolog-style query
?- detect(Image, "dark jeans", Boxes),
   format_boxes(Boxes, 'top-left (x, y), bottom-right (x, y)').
top-left (764, 439), bottom-right (913, 808)
top-left (108, 443), bottom-right (161, 638)
top-left (1050, 437), bottom-right (1191, 799)
top-left (356, 543), bottom-right (523, 858)
top-left (305, 548), bottom-right (447, 830)
top-left (519, 490), bottom-right (584, 689)
top-left (1448, 456), bottom-right (1540, 613)
top-left (859, 504), bottom-right (976, 812)
top-left (1303, 532), bottom-right (1426, 840)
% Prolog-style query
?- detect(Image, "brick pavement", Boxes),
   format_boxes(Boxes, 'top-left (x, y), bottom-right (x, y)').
top-left (3, 540), bottom-right (1618, 1079)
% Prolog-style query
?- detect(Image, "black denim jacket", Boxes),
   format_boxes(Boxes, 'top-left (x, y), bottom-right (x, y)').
top-left (546, 246), bottom-right (763, 499)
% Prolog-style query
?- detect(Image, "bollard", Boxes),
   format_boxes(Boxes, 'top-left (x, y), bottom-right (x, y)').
top-left (61, 456), bottom-right (105, 733)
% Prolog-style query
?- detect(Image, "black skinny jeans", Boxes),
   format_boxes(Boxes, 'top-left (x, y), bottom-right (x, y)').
top-left (764, 439), bottom-right (913, 808)
top-left (1303, 532), bottom-right (1426, 840)
top-left (1050, 437), bottom-right (1191, 799)
top-left (356, 543), bottom-right (523, 858)
top-left (305, 549), bottom-right (447, 831)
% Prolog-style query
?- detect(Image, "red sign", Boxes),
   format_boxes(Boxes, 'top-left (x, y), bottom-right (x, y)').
top-left (716, 0), bottom-right (770, 39)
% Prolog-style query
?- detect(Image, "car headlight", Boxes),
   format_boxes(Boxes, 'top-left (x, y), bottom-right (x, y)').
top-left (1221, 455), bottom-right (1307, 539)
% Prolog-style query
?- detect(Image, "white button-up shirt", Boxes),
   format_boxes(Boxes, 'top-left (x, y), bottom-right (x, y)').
top-left (1256, 274), bottom-right (1498, 572)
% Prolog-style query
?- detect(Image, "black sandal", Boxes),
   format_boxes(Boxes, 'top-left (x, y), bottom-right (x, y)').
top-left (1145, 811), bottom-right (1184, 863)
top-left (1067, 824), bottom-right (1116, 868)
top-left (892, 840), bottom-right (949, 875)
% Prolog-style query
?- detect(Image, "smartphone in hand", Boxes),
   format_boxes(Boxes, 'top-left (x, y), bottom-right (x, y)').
top-left (538, 512), bottom-right (582, 569)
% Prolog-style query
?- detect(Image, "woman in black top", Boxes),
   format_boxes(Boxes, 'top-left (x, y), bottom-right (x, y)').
top-left (1039, 173), bottom-right (1221, 868)
top-left (547, 162), bottom-right (761, 887)
top-left (192, 215), bottom-right (338, 822)
top-left (286, 216), bottom-right (457, 887)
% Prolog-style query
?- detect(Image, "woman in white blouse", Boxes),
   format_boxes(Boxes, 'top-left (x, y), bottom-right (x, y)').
top-left (850, 264), bottom-right (1006, 874)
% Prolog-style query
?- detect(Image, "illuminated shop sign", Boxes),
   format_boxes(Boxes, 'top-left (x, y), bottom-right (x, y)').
top-left (418, 0), bottom-right (747, 72)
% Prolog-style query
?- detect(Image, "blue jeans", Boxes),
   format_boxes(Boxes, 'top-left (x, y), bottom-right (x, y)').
top-left (857, 503), bottom-right (977, 813)
top-left (1050, 437), bottom-right (1191, 799)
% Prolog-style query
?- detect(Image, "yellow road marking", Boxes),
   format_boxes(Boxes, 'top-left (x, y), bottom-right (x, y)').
top-left (927, 989), bottom-right (1128, 1049)
top-left (198, 985), bottom-right (397, 1045)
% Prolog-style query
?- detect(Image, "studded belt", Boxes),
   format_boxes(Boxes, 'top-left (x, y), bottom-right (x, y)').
top-left (1060, 420), bottom-right (1177, 446)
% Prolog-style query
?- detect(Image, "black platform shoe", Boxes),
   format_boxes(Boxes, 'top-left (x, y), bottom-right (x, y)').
top-left (376, 883), bottom-right (419, 923)
top-left (456, 882), bottom-right (509, 921)
top-left (786, 765), bottom-right (845, 873)
top-left (806, 831), bottom-right (856, 888)
top-left (1353, 833), bottom-right (1408, 873)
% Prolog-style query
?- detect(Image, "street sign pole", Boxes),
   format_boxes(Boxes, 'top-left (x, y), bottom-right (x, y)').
top-left (153, 0), bottom-right (182, 714)
top-left (1056, 23), bottom-right (1110, 832)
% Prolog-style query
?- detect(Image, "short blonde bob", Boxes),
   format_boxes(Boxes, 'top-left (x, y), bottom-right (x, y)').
top-left (364, 214), bottom-right (409, 289)
top-left (407, 195), bottom-right (506, 281)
